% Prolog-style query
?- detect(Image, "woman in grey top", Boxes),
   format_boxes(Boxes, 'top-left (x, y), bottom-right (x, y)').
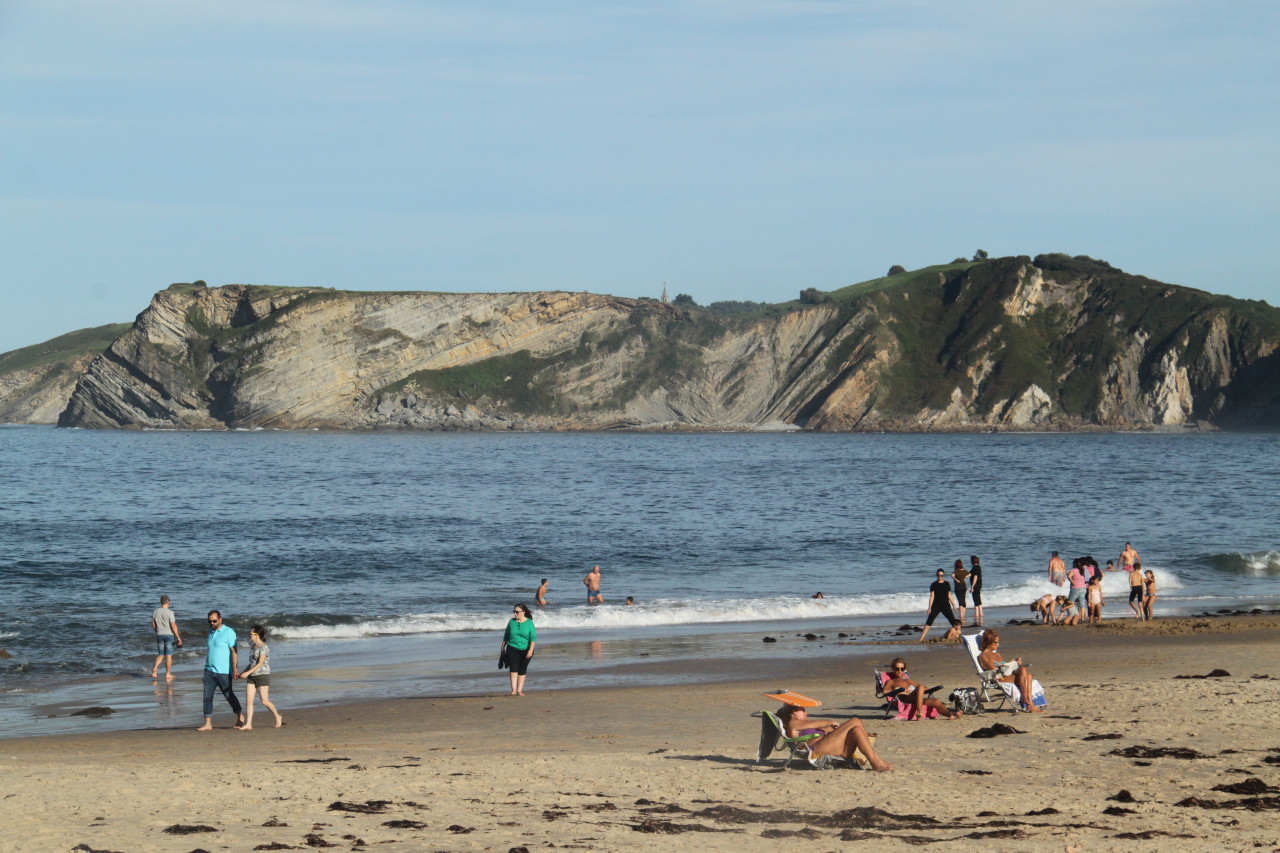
top-left (235, 625), bottom-right (283, 729)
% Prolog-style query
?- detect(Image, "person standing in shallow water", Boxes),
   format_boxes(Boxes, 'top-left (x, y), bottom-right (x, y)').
top-left (584, 565), bottom-right (603, 604)
top-left (501, 604), bottom-right (537, 696)
top-left (150, 594), bottom-right (182, 682)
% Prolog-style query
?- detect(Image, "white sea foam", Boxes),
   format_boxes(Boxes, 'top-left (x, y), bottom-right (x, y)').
top-left (272, 567), bottom-right (1186, 640)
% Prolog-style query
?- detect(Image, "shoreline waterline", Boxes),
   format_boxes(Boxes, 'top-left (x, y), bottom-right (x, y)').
top-left (6, 604), bottom-right (1277, 741)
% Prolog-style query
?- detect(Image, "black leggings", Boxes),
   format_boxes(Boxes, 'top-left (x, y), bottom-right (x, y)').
top-left (504, 646), bottom-right (532, 675)
top-left (954, 581), bottom-right (968, 607)
top-left (925, 602), bottom-right (959, 627)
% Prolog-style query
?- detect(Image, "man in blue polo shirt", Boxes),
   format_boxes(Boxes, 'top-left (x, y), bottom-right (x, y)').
top-left (197, 610), bottom-right (243, 731)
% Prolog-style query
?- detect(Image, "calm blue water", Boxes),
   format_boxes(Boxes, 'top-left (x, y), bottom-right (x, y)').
top-left (1, 425), bottom-right (1278, 736)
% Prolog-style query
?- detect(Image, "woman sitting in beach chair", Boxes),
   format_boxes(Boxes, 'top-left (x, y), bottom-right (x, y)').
top-left (881, 658), bottom-right (961, 720)
top-left (776, 704), bottom-right (894, 772)
top-left (976, 629), bottom-right (1043, 713)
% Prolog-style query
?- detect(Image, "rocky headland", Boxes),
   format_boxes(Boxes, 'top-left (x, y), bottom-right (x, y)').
top-left (4, 255), bottom-right (1278, 431)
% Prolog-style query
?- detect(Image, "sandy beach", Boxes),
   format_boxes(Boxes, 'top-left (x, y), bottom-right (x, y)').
top-left (4, 615), bottom-right (1280, 852)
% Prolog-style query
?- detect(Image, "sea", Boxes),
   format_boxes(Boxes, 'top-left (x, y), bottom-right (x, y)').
top-left (2, 425), bottom-right (1278, 738)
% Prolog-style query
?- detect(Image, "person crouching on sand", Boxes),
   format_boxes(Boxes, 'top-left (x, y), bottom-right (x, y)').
top-left (1054, 595), bottom-right (1080, 626)
top-left (1032, 594), bottom-right (1056, 624)
top-left (777, 704), bottom-right (893, 771)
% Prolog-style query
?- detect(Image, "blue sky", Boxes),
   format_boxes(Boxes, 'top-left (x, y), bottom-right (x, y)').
top-left (2, 1), bottom-right (1277, 353)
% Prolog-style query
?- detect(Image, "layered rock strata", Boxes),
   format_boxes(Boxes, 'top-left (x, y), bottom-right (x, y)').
top-left (49, 259), bottom-right (1280, 431)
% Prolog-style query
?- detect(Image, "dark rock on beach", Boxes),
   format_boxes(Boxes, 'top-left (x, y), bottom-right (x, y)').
top-left (70, 706), bottom-right (115, 717)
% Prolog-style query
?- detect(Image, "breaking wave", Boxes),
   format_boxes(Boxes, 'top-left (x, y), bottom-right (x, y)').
top-left (1207, 551), bottom-right (1280, 576)
top-left (270, 567), bottom-right (1185, 640)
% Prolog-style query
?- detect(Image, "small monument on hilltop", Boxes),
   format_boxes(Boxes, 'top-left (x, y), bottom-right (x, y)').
top-left (661, 283), bottom-right (669, 304)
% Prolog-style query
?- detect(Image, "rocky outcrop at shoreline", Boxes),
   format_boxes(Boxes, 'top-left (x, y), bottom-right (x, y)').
top-left (4, 255), bottom-right (1276, 431)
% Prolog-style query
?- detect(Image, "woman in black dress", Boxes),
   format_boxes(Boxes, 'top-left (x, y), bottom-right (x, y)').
top-left (918, 569), bottom-right (960, 642)
top-left (969, 555), bottom-right (984, 626)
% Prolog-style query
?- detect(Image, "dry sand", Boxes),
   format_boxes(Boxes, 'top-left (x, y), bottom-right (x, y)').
top-left (4, 616), bottom-right (1280, 852)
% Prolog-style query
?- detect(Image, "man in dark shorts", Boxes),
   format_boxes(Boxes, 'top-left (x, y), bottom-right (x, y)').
top-left (919, 569), bottom-right (961, 642)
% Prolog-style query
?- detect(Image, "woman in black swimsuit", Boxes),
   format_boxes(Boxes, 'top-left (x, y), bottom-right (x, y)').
top-left (918, 569), bottom-right (960, 642)
top-left (969, 555), bottom-right (984, 626)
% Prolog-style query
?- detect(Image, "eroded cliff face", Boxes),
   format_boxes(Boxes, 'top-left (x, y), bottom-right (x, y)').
top-left (0, 357), bottom-right (90, 423)
top-left (53, 259), bottom-right (1280, 432)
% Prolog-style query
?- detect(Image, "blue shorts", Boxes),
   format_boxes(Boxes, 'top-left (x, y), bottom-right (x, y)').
top-left (587, 589), bottom-right (601, 602)
top-left (156, 635), bottom-right (178, 655)
top-left (1067, 587), bottom-right (1087, 608)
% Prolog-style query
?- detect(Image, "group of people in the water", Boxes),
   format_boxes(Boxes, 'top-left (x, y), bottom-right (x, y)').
top-left (1035, 542), bottom-right (1157, 625)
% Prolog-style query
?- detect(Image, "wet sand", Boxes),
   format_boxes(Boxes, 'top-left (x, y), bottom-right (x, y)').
top-left (3, 615), bottom-right (1279, 851)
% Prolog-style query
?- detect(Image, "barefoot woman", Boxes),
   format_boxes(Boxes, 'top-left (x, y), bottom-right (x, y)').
top-left (777, 704), bottom-right (893, 771)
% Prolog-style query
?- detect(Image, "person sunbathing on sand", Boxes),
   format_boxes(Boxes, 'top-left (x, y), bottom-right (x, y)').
top-left (977, 629), bottom-right (1043, 713)
top-left (777, 704), bottom-right (893, 771)
top-left (883, 657), bottom-right (961, 720)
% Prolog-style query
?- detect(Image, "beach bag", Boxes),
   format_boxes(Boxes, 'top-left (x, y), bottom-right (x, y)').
top-left (949, 687), bottom-right (981, 715)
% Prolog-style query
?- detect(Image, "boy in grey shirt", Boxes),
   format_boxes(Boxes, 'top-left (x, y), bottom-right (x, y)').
top-left (150, 595), bottom-right (183, 682)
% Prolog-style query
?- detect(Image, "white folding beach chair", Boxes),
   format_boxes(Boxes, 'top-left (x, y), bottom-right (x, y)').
top-left (961, 632), bottom-right (1046, 713)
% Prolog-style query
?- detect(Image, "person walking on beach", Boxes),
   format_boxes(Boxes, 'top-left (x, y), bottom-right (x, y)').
top-left (535, 578), bottom-right (550, 607)
top-left (919, 569), bottom-right (961, 642)
top-left (500, 604), bottom-right (536, 696)
top-left (584, 565), bottom-right (603, 605)
top-left (1048, 551), bottom-right (1066, 586)
top-left (1128, 561), bottom-right (1146, 619)
top-left (150, 595), bottom-right (183, 683)
top-left (197, 610), bottom-right (243, 731)
top-left (951, 559), bottom-right (970, 626)
top-left (235, 625), bottom-right (282, 730)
